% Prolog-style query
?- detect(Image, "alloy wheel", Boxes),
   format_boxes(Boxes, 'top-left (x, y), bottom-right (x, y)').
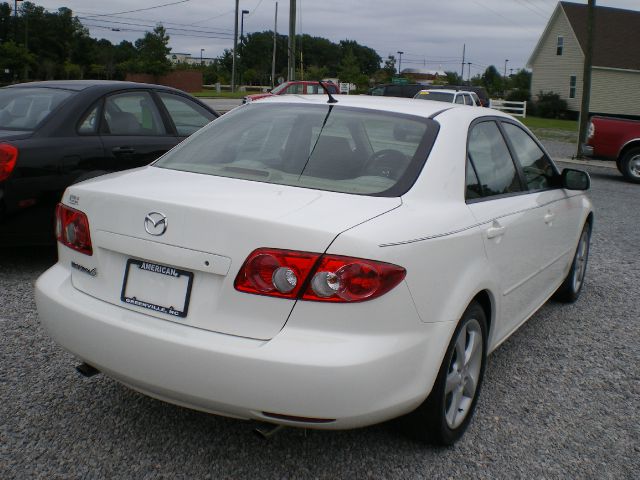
top-left (444, 318), bottom-right (483, 429)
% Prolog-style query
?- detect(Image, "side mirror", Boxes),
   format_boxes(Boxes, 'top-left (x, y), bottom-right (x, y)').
top-left (562, 168), bottom-right (590, 190)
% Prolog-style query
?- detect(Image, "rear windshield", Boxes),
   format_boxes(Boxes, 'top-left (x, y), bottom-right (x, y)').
top-left (154, 103), bottom-right (438, 196)
top-left (0, 88), bottom-right (74, 130)
top-left (414, 91), bottom-right (455, 103)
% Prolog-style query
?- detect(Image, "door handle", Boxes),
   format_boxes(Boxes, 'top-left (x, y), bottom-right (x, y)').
top-left (486, 224), bottom-right (506, 239)
top-left (112, 146), bottom-right (136, 154)
top-left (544, 212), bottom-right (555, 224)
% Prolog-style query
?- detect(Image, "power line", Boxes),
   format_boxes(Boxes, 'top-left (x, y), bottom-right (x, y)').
top-left (78, 16), bottom-right (234, 37)
top-left (82, 22), bottom-right (232, 41)
top-left (81, 1), bottom-right (192, 20)
top-left (74, 10), bottom-right (235, 32)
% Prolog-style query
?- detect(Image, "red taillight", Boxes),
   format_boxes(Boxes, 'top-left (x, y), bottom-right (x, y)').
top-left (55, 203), bottom-right (93, 255)
top-left (234, 248), bottom-right (406, 303)
top-left (0, 143), bottom-right (18, 182)
top-left (234, 249), bottom-right (321, 299)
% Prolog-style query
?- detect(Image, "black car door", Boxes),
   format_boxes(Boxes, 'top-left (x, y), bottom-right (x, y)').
top-left (98, 90), bottom-right (178, 170)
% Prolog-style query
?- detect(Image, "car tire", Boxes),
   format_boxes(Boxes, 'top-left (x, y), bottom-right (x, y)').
top-left (619, 147), bottom-right (640, 184)
top-left (554, 221), bottom-right (592, 303)
top-left (403, 301), bottom-right (488, 446)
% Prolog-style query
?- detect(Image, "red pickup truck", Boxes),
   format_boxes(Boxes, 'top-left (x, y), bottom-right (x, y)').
top-left (585, 116), bottom-right (640, 183)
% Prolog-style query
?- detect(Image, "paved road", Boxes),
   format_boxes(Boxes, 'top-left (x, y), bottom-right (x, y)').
top-left (200, 98), bottom-right (243, 114)
top-left (1, 162), bottom-right (638, 479)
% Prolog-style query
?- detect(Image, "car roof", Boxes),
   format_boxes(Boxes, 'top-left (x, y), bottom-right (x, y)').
top-left (253, 94), bottom-right (499, 119)
top-left (4, 80), bottom-right (186, 94)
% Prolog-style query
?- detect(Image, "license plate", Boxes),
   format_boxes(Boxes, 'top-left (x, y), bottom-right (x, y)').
top-left (121, 259), bottom-right (194, 318)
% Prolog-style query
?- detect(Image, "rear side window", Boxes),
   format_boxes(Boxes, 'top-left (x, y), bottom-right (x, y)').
top-left (0, 88), bottom-right (73, 130)
top-left (103, 91), bottom-right (166, 136)
top-left (502, 123), bottom-right (556, 190)
top-left (154, 103), bottom-right (437, 196)
top-left (467, 121), bottom-right (523, 199)
top-left (416, 91), bottom-right (455, 103)
top-left (157, 92), bottom-right (214, 136)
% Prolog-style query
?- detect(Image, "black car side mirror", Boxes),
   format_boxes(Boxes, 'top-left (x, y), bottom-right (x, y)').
top-left (562, 168), bottom-right (590, 190)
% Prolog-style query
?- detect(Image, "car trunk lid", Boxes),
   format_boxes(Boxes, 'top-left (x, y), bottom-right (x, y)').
top-left (63, 166), bottom-right (401, 340)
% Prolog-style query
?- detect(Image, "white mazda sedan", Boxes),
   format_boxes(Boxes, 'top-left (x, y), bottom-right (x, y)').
top-left (35, 94), bottom-right (592, 445)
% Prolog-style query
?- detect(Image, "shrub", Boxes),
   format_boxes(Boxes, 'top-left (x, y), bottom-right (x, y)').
top-left (534, 91), bottom-right (568, 119)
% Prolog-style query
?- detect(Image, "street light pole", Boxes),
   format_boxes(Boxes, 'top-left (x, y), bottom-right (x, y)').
top-left (397, 51), bottom-right (404, 76)
top-left (231, 0), bottom-right (239, 92)
top-left (200, 48), bottom-right (204, 66)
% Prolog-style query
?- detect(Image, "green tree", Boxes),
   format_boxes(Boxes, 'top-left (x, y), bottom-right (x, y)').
top-left (481, 65), bottom-right (502, 96)
top-left (444, 71), bottom-right (463, 85)
top-left (0, 40), bottom-right (36, 78)
top-left (133, 24), bottom-right (172, 76)
top-left (337, 49), bottom-right (360, 84)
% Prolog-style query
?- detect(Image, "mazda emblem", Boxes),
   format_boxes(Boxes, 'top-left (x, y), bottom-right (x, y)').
top-left (144, 212), bottom-right (168, 236)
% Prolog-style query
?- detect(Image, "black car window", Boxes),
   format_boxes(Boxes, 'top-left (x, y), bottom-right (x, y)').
top-left (0, 88), bottom-right (73, 131)
top-left (467, 121), bottom-right (524, 199)
top-left (502, 123), bottom-right (556, 191)
top-left (157, 92), bottom-right (214, 136)
top-left (103, 91), bottom-right (166, 136)
top-left (78, 103), bottom-right (100, 134)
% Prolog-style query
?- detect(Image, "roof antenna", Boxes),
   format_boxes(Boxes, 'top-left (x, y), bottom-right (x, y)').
top-left (319, 81), bottom-right (338, 104)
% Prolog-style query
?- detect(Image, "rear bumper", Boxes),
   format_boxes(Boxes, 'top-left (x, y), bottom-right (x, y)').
top-left (581, 143), bottom-right (594, 157)
top-left (36, 263), bottom-right (454, 429)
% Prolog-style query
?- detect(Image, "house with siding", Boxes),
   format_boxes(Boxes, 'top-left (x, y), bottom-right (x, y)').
top-left (527, 2), bottom-right (640, 118)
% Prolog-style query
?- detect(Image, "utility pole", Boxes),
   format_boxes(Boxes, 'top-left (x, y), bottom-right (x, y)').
top-left (287, 0), bottom-right (296, 81)
top-left (467, 62), bottom-right (472, 83)
top-left (397, 51), bottom-right (404, 76)
top-left (577, 0), bottom-right (596, 158)
top-left (271, 2), bottom-right (278, 88)
top-left (231, 0), bottom-right (239, 92)
top-left (461, 43), bottom-right (465, 81)
top-left (504, 59), bottom-right (509, 97)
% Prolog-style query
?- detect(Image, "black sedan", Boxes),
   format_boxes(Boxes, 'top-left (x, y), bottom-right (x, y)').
top-left (0, 80), bottom-right (218, 245)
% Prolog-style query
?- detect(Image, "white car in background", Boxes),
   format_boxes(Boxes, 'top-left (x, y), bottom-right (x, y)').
top-left (414, 88), bottom-right (482, 106)
top-left (35, 95), bottom-right (592, 445)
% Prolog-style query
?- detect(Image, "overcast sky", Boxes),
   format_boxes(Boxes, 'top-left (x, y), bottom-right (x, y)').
top-left (33, 0), bottom-right (639, 76)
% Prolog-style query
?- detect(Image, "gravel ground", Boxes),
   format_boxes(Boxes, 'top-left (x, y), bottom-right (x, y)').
top-left (1, 160), bottom-right (638, 479)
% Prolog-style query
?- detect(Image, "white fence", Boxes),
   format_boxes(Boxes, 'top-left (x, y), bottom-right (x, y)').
top-left (489, 99), bottom-right (527, 118)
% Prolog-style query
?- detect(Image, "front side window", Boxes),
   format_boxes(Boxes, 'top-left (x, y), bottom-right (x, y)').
top-left (455, 94), bottom-right (465, 105)
top-left (103, 91), bottom-right (166, 136)
top-left (154, 103), bottom-right (437, 196)
top-left (502, 123), bottom-right (556, 191)
top-left (557, 36), bottom-right (564, 55)
top-left (157, 92), bottom-right (214, 136)
top-left (569, 75), bottom-right (577, 99)
top-left (467, 121), bottom-right (523, 199)
top-left (0, 88), bottom-right (73, 131)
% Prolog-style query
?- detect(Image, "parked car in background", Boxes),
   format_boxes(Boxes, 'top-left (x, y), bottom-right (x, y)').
top-left (36, 94), bottom-right (592, 446)
top-left (421, 85), bottom-right (490, 107)
top-left (242, 81), bottom-right (339, 104)
top-left (368, 83), bottom-right (424, 98)
top-left (0, 80), bottom-right (218, 245)
top-left (584, 115), bottom-right (640, 183)
top-left (414, 89), bottom-right (481, 106)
